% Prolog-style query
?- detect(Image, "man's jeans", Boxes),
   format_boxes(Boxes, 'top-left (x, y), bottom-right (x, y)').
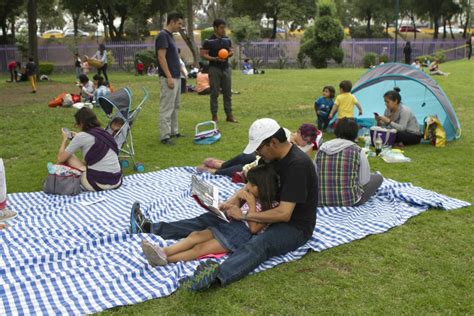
top-left (215, 153), bottom-right (256, 177)
top-left (209, 66), bottom-right (232, 116)
top-left (152, 214), bottom-right (307, 286)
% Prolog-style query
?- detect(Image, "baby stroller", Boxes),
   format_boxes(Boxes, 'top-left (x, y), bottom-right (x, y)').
top-left (98, 87), bottom-right (149, 172)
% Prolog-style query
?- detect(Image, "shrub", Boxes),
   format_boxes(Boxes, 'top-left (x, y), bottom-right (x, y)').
top-left (230, 58), bottom-right (238, 70)
top-left (260, 28), bottom-right (274, 39)
top-left (363, 52), bottom-right (377, 68)
top-left (200, 27), bottom-right (214, 45)
top-left (350, 25), bottom-right (386, 39)
top-left (39, 63), bottom-right (54, 75)
top-left (299, 0), bottom-right (344, 69)
top-left (416, 51), bottom-right (446, 64)
top-left (228, 16), bottom-right (259, 43)
top-left (134, 49), bottom-right (156, 70)
top-left (379, 54), bottom-right (389, 63)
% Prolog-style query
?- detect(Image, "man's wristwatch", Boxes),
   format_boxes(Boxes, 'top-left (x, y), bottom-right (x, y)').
top-left (241, 209), bottom-right (248, 220)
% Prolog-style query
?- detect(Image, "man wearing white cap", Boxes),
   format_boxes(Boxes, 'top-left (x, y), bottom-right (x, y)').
top-left (131, 118), bottom-right (318, 290)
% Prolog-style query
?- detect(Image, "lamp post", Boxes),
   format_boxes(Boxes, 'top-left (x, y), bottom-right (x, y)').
top-left (394, 0), bottom-right (400, 62)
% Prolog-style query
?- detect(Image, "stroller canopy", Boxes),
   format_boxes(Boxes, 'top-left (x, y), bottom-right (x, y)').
top-left (98, 88), bottom-right (132, 119)
top-left (352, 63), bottom-right (461, 141)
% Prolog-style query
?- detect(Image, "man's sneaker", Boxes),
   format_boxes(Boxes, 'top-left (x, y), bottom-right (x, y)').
top-left (170, 133), bottom-right (185, 138)
top-left (0, 209), bottom-right (17, 222)
top-left (129, 202), bottom-right (151, 234)
top-left (180, 261), bottom-right (219, 291)
top-left (141, 240), bottom-right (168, 266)
top-left (160, 138), bottom-right (175, 145)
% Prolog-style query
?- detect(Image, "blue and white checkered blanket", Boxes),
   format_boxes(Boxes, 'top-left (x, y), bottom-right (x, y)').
top-left (0, 167), bottom-right (470, 314)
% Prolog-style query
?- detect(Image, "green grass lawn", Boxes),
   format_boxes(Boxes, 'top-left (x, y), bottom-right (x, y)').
top-left (0, 60), bottom-right (473, 314)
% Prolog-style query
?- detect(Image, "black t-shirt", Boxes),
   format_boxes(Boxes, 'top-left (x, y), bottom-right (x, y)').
top-left (155, 30), bottom-right (181, 78)
top-left (202, 34), bottom-right (231, 69)
top-left (270, 145), bottom-right (318, 239)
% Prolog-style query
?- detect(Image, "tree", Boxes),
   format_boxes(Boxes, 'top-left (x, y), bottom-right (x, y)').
top-left (62, 0), bottom-right (83, 36)
top-left (0, 0), bottom-right (24, 44)
top-left (232, 0), bottom-right (316, 39)
top-left (348, 0), bottom-right (384, 38)
top-left (299, 0), bottom-right (344, 68)
top-left (27, 0), bottom-right (39, 79)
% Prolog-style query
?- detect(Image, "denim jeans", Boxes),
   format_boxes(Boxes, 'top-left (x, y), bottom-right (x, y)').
top-left (215, 153), bottom-right (256, 177)
top-left (152, 216), bottom-right (307, 286)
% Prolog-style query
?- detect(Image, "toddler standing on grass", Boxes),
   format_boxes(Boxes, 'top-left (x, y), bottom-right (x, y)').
top-left (329, 80), bottom-right (363, 121)
top-left (314, 86), bottom-right (335, 131)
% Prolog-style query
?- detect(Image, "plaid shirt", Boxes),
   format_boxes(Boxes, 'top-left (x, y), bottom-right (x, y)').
top-left (315, 144), bottom-right (363, 206)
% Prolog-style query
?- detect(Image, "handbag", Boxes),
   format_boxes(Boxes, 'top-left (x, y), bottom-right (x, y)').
top-left (370, 126), bottom-right (397, 147)
top-left (43, 174), bottom-right (81, 195)
top-left (194, 121), bottom-right (221, 145)
top-left (423, 115), bottom-right (446, 148)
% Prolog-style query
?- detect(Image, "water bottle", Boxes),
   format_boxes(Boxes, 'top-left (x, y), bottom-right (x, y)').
top-left (375, 134), bottom-right (383, 156)
top-left (364, 133), bottom-right (371, 150)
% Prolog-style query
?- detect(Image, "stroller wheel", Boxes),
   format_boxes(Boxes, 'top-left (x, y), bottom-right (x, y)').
top-left (134, 163), bottom-right (145, 173)
top-left (120, 159), bottom-right (129, 169)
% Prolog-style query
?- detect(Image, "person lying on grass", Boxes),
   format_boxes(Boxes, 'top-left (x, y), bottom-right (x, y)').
top-left (56, 108), bottom-right (122, 192)
top-left (197, 123), bottom-right (322, 177)
top-left (141, 164), bottom-right (279, 266)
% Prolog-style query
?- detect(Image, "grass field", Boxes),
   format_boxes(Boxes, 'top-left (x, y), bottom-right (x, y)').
top-left (0, 60), bottom-right (473, 314)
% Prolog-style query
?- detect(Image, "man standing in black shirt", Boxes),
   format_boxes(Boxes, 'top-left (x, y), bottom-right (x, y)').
top-left (155, 12), bottom-right (184, 145)
top-left (201, 19), bottom-right (237, 123)
top-left (132, 118), bottom-right (318, 290)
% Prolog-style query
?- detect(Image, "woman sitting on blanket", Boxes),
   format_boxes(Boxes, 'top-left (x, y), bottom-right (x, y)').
top-left (198, 123), bottom-right (322, 177)
top-left (56, 107), bottom-right (122, 192)
top-left (141, 163), bottom-right (279, 266)
top-left (315, 118), bottom-right (383, 206)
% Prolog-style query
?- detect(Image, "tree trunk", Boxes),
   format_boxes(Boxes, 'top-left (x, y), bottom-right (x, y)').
top-left (272, 16), bottom-right (278, 39)
top-left (1, 23), bottom-right (7, 44)
top-left (448, 19), bottom-right (455, 40)
top-left (385, 21), bottom-right (389, 37)
top-left (442, 20), bottom-right (446, 39)
top-left (366, 11), bottom-right (372, 38)
top-left (462, 9), bottom-right (469, 38)
top-left (433, 18), bottom-right (439, 39)
top-left (10, 16), bottom-right (16, 40)
top-left (72, 13), bottom-right (79, 37)
top-left (181, 0), bottom-right (199, 67)
top-left (411, 14), bottom-right (417, 40)
top-left (27, 0), bottom-right (39, 79)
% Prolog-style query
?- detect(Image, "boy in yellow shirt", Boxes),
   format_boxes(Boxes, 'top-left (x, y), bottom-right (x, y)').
top-left (329, 80), bottom-right (363, 120)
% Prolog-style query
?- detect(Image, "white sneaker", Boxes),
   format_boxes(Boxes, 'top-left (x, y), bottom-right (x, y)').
top-left (141, 240), bottom-right (168, 267)
top-left (0, 209), bottom-right (17, 222)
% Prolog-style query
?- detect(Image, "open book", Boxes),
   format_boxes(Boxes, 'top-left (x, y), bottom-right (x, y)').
top-left (191, 175), bottom-right (229, 222)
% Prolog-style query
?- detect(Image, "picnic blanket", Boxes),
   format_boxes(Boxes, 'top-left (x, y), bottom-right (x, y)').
top-left (0, 167), bottom-right (470, 314)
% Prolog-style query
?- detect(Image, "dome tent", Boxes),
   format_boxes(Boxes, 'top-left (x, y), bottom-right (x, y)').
top-left (352, 63), bottom-right (461, 141)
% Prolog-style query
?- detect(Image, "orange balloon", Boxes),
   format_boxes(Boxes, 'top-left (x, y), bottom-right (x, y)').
top-left (218, 49), bottom-right (229, 59)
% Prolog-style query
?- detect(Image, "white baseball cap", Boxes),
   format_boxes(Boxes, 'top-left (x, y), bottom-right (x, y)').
top-left (243, 118), bottom-right (281, 154)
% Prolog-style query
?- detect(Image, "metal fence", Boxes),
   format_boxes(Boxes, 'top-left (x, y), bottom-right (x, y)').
top-left (0, 39), bottom-right (469, 73)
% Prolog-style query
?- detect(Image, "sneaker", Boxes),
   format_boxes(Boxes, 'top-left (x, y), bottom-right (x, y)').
top-left (129, 202), bottom-right (151, 234)
top-left (0, 209), bottom-right (17, 222)
top-left (160, 138), bottom-right (175, 146)
top-left (141, 240), bottom-right (168, 266)
top-left (180, 261), bottom-right (220, 291)
top-left (170, 133), bottom-right (185, 138)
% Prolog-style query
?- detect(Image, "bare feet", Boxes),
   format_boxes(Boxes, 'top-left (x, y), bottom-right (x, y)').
top-left (196, 164), bottom-right (217, 174)
top-left (203, 158), bottom-right (224, 169)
